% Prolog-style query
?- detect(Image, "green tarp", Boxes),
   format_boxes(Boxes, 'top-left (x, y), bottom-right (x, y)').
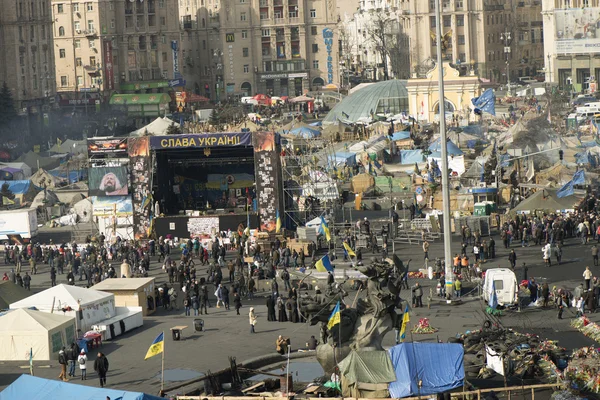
top-left (374, 176), bottom-right (411, 193)
top-left (338, 350), bottom-right (396, 384)
top-left (0, 281), bottom-right (30, 310)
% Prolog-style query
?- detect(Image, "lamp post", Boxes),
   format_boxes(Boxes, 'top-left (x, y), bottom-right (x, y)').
top-left (500, 31), bottom-right (512, 95)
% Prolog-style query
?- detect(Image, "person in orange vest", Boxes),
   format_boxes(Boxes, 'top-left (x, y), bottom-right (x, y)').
top-left (461, 255), bottom-right (469, 269)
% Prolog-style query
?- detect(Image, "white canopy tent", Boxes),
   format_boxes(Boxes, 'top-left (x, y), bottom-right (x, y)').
top-left (0, 308), bottom-right (75, 361)
top-left (129, 117), bottom-right (180, 137)
top-left (10, 284), bottom-right (116, 332)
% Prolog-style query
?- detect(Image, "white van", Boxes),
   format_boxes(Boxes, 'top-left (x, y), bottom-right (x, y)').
top-left (482, 268), bottom-right (518, 306)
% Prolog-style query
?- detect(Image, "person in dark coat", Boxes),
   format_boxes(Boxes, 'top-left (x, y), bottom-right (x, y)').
top-left (93, 352), bottom-right (109, 387)
top-left (291, 297), bottom-right (299, 323)
top-left (266, 295), bottom-right (276, 321)
top-left (233, 292), bottom-right (242, 315)
top-left (277, 296), bottom-right (288, 322)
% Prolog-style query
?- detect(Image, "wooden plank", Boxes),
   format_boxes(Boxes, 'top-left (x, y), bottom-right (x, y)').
top-left (242, 381), bottom-right (266, 393)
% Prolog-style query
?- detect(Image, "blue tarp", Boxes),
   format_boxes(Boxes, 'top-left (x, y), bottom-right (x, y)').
top-left (575, 152), bottom-right (590, 165)
top-left (0, 180), bottom-right (32, 195)
top-left (399, 150), bottom-right (425, 165)
top-left (428, 138), bottom-right (464, 156)
top-left (284, 126), bottom-right (321, 138)
top-left (388, 343), bottom-right (464, 398)
top-left (49, 169), bottom-right (87, 183)
top-left (390, 131), bottom-right (411, 141)
top-left (0, 374), bottom-right (164, 400)
top-left (330, 152), bottom-right (356, 167)
top-left (459, 125), bottom-right (483, 135)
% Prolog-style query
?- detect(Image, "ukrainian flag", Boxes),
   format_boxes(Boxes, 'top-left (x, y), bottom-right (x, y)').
top-left (343, 242), bottom-right (356, 258)
top-left (276, 208), bottom-right (282, 233)
top-left (315, 255), bottom-right (333, 272)
top-left (327, 301), bottom-right (341, 329)
top-left (319, 216), bottom-right (331, 242)
top-left (398, 305), bottom-right (410, 343)
top-left (144, 332), bottom-right (164, 360)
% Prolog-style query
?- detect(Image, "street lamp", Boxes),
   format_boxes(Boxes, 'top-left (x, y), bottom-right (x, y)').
top-left (500, 31), bottom-right (512, 94)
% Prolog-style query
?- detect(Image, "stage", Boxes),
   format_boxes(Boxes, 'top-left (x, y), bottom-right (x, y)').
top-left (154, 213), bottom-right (260, 239)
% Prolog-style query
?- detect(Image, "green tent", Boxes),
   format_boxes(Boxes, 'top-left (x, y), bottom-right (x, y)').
top-left (0, 281), bottom-right (30, 310)
top-left (338, 350), bottom-right (396, 398)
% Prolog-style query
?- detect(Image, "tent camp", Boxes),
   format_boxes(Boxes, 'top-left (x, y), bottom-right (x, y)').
top-left (48, 139), bottom-right (87, 156)
top-left (0, 375), bottom-right (164, 400)
top-left (388, 343), bottom-right (464, 398)
top-left (71, 198), bottom-right (92, 223)
top-left (511, 188), bottom-right (583, 214)
top-left (17, 151), bottom-right (61, 172)
top-left (338, 350), bottom-right (396, 398)
top-left (129, 117), bottom-right (180, 136)
top-left (0, 162), bottom-right (32, 180)
top-left (30, 169), bottom-right (61, 189)
top-left (0, 281), bottom-right (30, 310)
top-left (31, 190), bottom-right (60, 209)
top-left (0, 308), bottom-right (75, 361)
top-left (10, 284), bottom-right (116, 332)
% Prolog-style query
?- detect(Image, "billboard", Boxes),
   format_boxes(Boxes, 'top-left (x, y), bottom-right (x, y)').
top-left (149, 132), bottom-right (252, 150)
top-left (103, 40), bottom-right (114, 91)
top-left (87, 138), bottom-right (128, 156)
top-left (91, 196), bottom-right (133, 216)
top-left (253, 131), bottom-right (280, 232)
top-left (555, 8), bottom-right (600, 54)
top-left (88, 166), bottom-right (129, 197)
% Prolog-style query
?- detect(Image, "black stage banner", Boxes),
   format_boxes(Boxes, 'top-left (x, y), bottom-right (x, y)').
top-left (149, 132), bottom-right (252, 150)
top-left (88, 138), bottom-right (128, 157)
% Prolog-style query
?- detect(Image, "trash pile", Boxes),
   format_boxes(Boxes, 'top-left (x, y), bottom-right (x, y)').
top-left (460, 329), bottom-right (564, 382)
top-left (570, 316), bottom-right (600, 342)
top-left (564, 347), bottom-right (600, 393)
top-left (411, 318), bottom-right (438, 334)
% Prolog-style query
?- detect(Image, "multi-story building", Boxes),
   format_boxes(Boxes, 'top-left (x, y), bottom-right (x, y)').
top-left (342, 0), bottom-right (543, 83)
top-left (178, 0), bottom-right (340, 100)
top-left (52, 0), bottom-right (180, 101)
top-left (542, 0), bottom-right (600, 91)
top-left (0, 0), bottom-right (56, 115)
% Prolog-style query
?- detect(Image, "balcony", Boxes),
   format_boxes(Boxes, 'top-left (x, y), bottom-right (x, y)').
top-left (125, 8), bottom-right (133, 15)
top-left (136, 6), bottom-right (145, 14)
top-left (289, 16), bottom-right (299, 24)
top-left (183, 22), bottom-right (193, 29)
top-left (274, 17), bottom-right (285, 24)
top-left (148, 6), bottom-right (155, 14)
top-left (259, 0), bottom-right (268, 6)
top-left (291, 33), bottom-right (300, 41)
top-left (84, 29), bottom-right (97, 37)
top-left (262, 36), bottom-right (271, 42)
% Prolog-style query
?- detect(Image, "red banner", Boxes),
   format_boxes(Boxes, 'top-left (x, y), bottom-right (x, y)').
top-left (103, 40), bottom-right (114, 91)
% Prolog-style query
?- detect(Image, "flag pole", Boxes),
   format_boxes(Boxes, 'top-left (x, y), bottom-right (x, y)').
top-left (161, 331), bottom-right (165, 394)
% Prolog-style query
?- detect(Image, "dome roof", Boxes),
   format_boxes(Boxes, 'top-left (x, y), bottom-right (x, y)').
top-left (324, 80), bottom-right (408, 125)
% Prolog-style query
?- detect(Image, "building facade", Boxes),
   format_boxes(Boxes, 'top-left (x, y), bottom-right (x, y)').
top-left (52, 0), bottom-right (181, 100)
top-left (0, 0), bottom-right (56, 114)
top-left (178, 0), bottom-right (340, 101)
top-left (542, 0), bottom-right (600, 91)
top-left (341, 0), bottom-right (543, 83)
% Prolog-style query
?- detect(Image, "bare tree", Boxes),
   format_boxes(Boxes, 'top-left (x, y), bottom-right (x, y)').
top-left (364, 12), bottom-right (409, 80)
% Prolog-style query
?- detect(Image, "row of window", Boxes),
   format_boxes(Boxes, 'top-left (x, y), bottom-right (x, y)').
top-left (16, 1), bottom-right (48, 19)
top-left (56, 0), bottom-right (165, 13)
top-left (429, 0), bottom-right (463, 10)
top-left (18, 25), bottom-right (49, 42)
top-left (486, 13), bottom-right (512, 26)
top-left (429, 14), bottom-right (464, 28)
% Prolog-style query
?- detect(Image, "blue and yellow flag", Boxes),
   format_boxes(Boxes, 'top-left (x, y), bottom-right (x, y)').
top-left (276, 208), bottom-right (282, 233)
top-left (144, 332), bottom-right (164, 360)
top-left (319, 216), bottom-right (331, 242)
top-left (398, 305), bottom-right (410, 343)
top-left (343, 242), bottom-right (356, 258)
top-left (327, 301), bottom-right (341, 330)
top-left (315, 255), bottom-right (333, 272)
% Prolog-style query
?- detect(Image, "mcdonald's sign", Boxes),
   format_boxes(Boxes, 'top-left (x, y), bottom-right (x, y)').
top-left (226, 33), bottom-right (235, 43)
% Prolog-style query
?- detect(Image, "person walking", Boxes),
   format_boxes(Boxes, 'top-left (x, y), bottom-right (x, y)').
top-left (412, 283), bottom-right (423, 307)
top-left (68, 342), bottom-right (80, 377)
top-left (508, 249), bottom-right (517, 269)
top-left (583, 266), bottom-right (593, 290)
top-left (592, 245), bottom-right (599, 267)
top-left (249, 307), bottom-right (257, 333)
top-left (422, 241), bottom-right (430, 261)
top-left (78, 350), bottom-right (88, 380)
top-left (58, 347), bottom-right (68, 381)
top-left (94, 352), bottom-right (109, 388)
top-left (233, 292), bottom-right (242, 315)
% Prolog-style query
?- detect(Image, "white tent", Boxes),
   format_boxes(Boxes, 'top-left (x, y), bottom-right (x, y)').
top-left (49, 139), bottom-right (87, 155)
top-left (0, 308), bottom-right (75, 361)
top-left (130, 117), bottom-right (180, 137)
top-left (31, 190), bottom-right (60, 209)
top-left (72, 198), bottom-right (92, 223)
top-left (10, 284), bottom-right (116, 332)
top-left (306, 217), bottom-right (323, 228)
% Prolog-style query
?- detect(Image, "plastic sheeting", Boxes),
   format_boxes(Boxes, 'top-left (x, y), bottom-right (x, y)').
top-left (399, 150), bottom-right (425, 165)
top-left (390, 131), bottom-right (411, 141)
top-left (388, 343), bottom-right (464, 398)
top-left (0, 374), bottom-right (164, 400)
top-left (428, 138), bottom-right (464, 156)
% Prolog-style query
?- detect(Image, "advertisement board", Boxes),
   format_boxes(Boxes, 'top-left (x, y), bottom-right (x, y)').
top-left (88, 167), bottom-right (129, 197)
top-left (87, 138), bottom-right (128, 157)
top-left (91, 196), bottom-right (133, 216)
top-left (253, 131), bottom-right (280, 232)
top-left (103, 40), bottom-right (114, 91)
top-left (555, 8), bottom-right (600, 54)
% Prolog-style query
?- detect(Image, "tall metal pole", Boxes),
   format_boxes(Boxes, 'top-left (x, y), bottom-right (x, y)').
top-left (434, 0), bottom-right (454, 300)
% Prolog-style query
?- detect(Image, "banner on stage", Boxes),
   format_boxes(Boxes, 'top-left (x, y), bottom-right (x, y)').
top-left (149, 132), bottom-right (253, 150)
